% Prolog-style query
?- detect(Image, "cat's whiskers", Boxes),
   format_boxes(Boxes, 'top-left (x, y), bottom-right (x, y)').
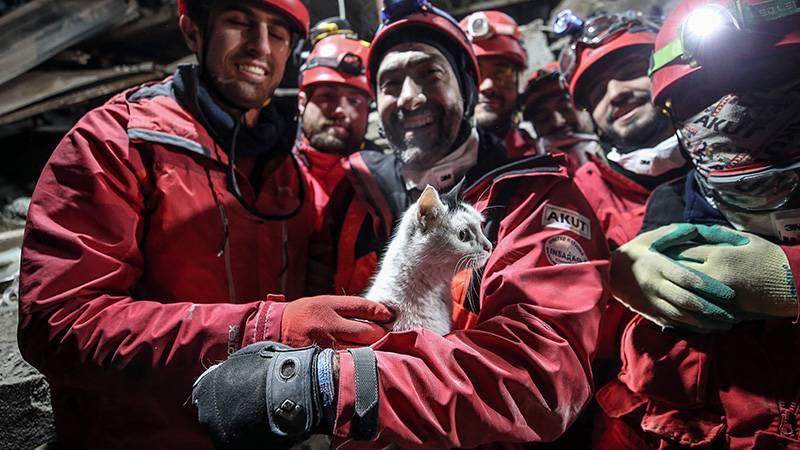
top-left (453, 255), bottom-right (472, 278)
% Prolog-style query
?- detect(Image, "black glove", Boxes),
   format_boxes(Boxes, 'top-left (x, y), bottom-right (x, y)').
top-left (192, 341), bottom-right (334, 450)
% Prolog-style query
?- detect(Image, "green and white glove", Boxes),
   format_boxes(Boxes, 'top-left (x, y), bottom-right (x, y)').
top-left (675, 225), bottom-right (799, 319)
top-left (612, 223), bottom-right (741, 331)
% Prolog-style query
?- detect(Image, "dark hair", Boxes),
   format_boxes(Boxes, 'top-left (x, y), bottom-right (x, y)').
top-left (184, 0), bottom-right (212, 31)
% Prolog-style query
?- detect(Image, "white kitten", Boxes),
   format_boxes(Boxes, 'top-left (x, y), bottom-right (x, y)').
top-left (302, 185), bottom-right (492, 450)
top-left (366, 184), bottom-right (493, 335)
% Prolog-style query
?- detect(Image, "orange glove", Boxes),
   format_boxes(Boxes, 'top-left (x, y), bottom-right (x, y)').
top-left (281, 295), bottom-right (395, 348)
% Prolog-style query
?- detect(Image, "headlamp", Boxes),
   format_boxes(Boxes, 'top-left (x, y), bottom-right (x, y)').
top-left (465, 12), bottom-right (522, 41)
top-left (380, 0), bottom-right (430, 24)
top-left (553, 9), bottom-right (585, 37)
top-left (310, 20), bottom-right (357, 47)
top-left (467, 13), bottom-right (491, 39)
top-left (378, 0), bottom-right (460, 30)
top-left (649, 0), bottom-right (800, 76)
top-left (300, 51), bottom-right (365, 76)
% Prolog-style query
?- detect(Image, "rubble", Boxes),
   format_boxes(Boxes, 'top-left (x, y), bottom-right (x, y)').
top-left (0, 304), bottom-right (54, 450)
top-left (0, 192), bottom-right (49, 450)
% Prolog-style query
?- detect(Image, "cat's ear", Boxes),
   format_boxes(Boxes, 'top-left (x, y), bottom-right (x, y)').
top-left (417, 185), bottom-right (444, 229)
top-left (445, 176), bottom-right (466, 202)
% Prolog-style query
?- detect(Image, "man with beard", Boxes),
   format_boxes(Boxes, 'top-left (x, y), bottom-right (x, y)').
top-left (295, 28), bottom-right (374, 214)
top-left (595, 1), bottom-right (800, 447)
top-left (521, 62), bottom-right (600, 172)
top-left (459, 10), bottom-right (537, 159)
top-left (556, 11), bottom-right (690, 394)
top-left (559, 10), bottom-right (687, 249)
top-left (191, 2), bottom-right (610, 448)
top-left (16, 1), bottom-right (394, 448)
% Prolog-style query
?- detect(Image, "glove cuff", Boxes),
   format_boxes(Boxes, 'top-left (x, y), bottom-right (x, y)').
top-left (317, 348), bottom-right (338, 432)
top-left (265, 345), bottom-right (324, 438)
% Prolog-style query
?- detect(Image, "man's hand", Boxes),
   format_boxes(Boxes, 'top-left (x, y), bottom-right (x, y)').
top-left (281, 295), bottom-right (394, 348)
top-left (611, 223), bottom-right (740, 331)
top-left (675, 225), bottom-right (798, 319)
top-left (192, 342), bottom-right (330, 450)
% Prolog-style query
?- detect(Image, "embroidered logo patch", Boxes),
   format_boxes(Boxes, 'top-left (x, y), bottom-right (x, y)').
top-left (774, 215), bottom-right (800, 244)
top-left (542, 204), bottom-right (591, 239)
top-left (544, 235), bottom-right (589, 265)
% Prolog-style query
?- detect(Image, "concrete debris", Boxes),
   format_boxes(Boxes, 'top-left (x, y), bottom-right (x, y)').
top-left (0, 305), bottom-right (55, 450)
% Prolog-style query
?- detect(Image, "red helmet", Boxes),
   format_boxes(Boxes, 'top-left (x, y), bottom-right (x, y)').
top-left (367, 3), bottom-right (480, 98)
top-left (299, 34), bottom-right (372, 97)
top-left (650, 0), bottom-right (800, 119)
top-left (522, 61), bottom-right (564, 108)
top-left (177, 0), bottom-right (310, 37)
top-left (459, 11), bottom-right (528, 68)
top-left (557, 11), bottom-right (658, 108)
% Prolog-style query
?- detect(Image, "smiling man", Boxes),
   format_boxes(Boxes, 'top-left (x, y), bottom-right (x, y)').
top-left (191, 3), bottom-right (610, 449)
top-left (376, 40), bottom-right (467, 169)
top-left (522, 62), bottom-right (600, 172)
top-left (561, 11), bottom-right (686, 249)
top-left (556, 11), bottom-right (690, 389)
top-left (17, 1), bottom-right (396, 449)
top-left (459, 10), bottom-right (536, 159)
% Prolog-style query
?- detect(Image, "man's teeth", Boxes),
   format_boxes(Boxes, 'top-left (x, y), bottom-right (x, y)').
top-left (403, 115), bottom-right (433, 130)
top-left (239, 64), bottom-right (265, 76)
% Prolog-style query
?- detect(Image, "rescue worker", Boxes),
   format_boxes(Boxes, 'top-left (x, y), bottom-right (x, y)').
top-left (559, 9), bottom-right (687, 249)
top-left (521, 61), bottom-right (600, 172)
top-left (552, 11), bottom-right (689, 381)
top-left (192, 2), bottom-right (610, 448)
top-left (294, 24), bottom-right (374, 214)
top-left (17, 1), bottom-right (394, 449)
top-left (459, 10), bottom-right (537, 159)
top-left (595, 1), bottom-right (800, 447)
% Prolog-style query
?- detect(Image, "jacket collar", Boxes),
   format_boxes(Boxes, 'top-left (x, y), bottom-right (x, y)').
top-left (294, 134), bottom-right (346, 174)
top-left (124, 66), bottom-right (296, 164)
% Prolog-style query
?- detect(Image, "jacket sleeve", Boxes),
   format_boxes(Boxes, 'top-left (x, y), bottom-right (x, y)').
top-left (18, 102), bottom-right (284, 395)
top-left (332, 174), bottom-right (610, 448)
top-left (781, 245), bottom-right (800, 308)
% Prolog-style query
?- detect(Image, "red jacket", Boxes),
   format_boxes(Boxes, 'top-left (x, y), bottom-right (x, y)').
top-left (572, 155), bottom-right (652, 250)
top-left (504, 126), bottom-right (539, 160)
top-left (294, 135), bottom-right (349, 225)
top-left (328, 148), bottom-right (611, 448)
top-left (18, 76), bottom-right (324, 449)
top-left (595, 182), bottom-right (800, 450)
top-left (572, 155), bottom-right (653, 363)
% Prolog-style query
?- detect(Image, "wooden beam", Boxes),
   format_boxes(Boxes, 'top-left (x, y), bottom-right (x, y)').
top-left (0, 0), bottom-right (132, 87)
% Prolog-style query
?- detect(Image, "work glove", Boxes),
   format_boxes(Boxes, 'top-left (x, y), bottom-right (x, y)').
top-left (674, 225), bottom-right (799, 319)
top-left (612, 223), bottom-right (741, 331)
top-left (193, 342), bottom-right (380, 450)
top-left (193, 342), bottom-right (333, 450)
top-left (281, 295), bottom-right (394, 348)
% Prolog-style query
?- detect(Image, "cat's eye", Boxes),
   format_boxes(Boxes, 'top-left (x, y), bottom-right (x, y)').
top-left (458, 229), bottom-right (471, 242)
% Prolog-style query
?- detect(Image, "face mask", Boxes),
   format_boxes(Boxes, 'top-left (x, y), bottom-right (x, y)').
top-left (685, 80), bottom-right (800, 228)
top-left (606, 134), bottom-right (686, 176)
top-left (678, 79), bottom-right (800, 176)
